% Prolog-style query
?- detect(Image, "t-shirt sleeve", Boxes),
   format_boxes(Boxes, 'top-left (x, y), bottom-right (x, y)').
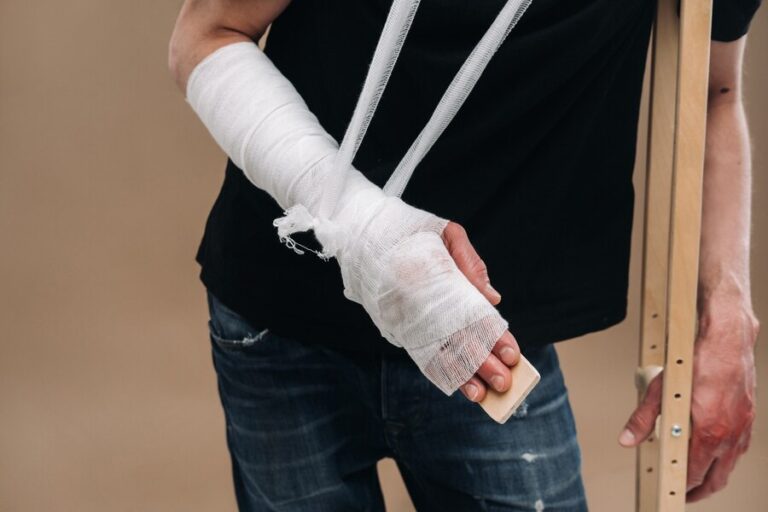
top-left (711, 0), bottom-right (762, 41)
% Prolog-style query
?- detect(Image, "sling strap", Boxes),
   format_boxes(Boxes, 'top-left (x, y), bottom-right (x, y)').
top-left (326, 0), bottom-right (533, 210)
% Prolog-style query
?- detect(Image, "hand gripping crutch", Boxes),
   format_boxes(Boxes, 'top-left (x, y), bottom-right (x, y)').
top-left (637, 0), bottom-right (713, 510)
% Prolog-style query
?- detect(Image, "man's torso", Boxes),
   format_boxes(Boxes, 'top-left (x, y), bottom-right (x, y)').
top-left (196, 0), bottom-right (656, 354)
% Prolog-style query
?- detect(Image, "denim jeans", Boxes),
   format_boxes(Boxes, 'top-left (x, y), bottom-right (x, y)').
top-left (207, 291), bottom-right (587, 511)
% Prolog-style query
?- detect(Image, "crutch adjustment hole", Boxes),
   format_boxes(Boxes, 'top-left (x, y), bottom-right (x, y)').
top-left (674, 393), bottom-right (681, 399)
top-left (650, 344), bottom-right (657, 350)
top-left (671, 459), bottom-right (678, 465)
top-left (676, 358), bottom-right (683, 365)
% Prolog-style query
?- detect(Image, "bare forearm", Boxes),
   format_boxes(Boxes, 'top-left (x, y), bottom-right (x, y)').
top-left (625, 35), bottom-right (759, 503)
top-left (168, 0), bottom-right (291, 91)
top-left (699, 94), bottom-right (752, 305)
top-left (698, 39), bottom-right (756, 323)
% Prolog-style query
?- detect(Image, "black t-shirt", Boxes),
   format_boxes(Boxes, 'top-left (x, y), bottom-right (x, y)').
top-left (195, 0), bottom-right (761, 355)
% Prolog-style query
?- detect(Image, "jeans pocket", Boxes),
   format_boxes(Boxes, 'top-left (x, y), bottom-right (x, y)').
top-left (207, 291), bottom-right (271, 351)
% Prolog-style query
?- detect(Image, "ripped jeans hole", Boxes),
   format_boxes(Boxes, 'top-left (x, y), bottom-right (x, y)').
top-left (211, 328), bottom-right (270, 349)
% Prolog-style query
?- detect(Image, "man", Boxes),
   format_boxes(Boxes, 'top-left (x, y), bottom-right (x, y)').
top-left (169, 0), bottom-right (761, 510)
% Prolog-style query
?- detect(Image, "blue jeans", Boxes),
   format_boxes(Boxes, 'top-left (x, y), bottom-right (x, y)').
top-left (207, 291), bottom-right (587, 511)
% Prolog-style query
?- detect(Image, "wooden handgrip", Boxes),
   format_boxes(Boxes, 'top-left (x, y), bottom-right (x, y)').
top-left (479, 354), bottom-right (541, 424)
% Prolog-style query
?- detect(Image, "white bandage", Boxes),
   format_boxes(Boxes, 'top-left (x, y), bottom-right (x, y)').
top-left (187, 42), bottom-right (507, 394)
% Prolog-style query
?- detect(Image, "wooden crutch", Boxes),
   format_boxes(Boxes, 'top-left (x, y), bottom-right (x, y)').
top-left (637, 0), bottom-right (713, 510)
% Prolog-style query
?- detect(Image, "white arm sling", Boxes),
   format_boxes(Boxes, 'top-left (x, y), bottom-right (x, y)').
top-left (187, 0), bottom-right (533, 394)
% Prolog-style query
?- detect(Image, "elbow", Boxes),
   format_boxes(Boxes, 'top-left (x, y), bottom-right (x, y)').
top-left (168, 1), bottom-right (200, 93)
top-left (168, 26), bottom-right (255, 94)
top-left (167, 38), bottom-right (179, 85)
top-left (168, 31), bottom-right (187, 92)
top-left (167, 0), bottom-right (271, 93)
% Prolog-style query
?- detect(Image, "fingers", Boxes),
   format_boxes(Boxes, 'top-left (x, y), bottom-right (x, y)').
top-left (619, 373), bottom-right (663, 447)
top-left (687, 449), bottom-right (740, 503)
top-left (477, 352), bottom-right (512, 393)
top-left (441, 221), bottom-right (511, 403)
top-left (685, 431), bottom-right (720, 493)
top-left (460, 375), bottom-right (487, 403)
top-left (686, 414), bottom-right (739, 493)
top-left (460, 331), bottom-right (518, 403)
top-left (442, 222), bottom-right (501, 305)
top-left (685, 403), bottom-right (753, 501)
top-left (460, 353), bottom-right (510, 403)
top-left (492, 331), bottom-right (520, 367)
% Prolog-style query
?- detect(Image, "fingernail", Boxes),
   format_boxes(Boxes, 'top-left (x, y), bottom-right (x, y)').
top-left (465, 383), bottom-right (479, 401)
top-left (619, 429), bottom-right (635, 447)
top-left (490, 375), bottom-right (505, 392)
top-left (500, 346), bottom-right (516, 365)
top-left (486, 283), bottom-right (501, 301)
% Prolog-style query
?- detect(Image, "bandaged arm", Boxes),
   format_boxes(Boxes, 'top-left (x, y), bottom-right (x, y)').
top-left (170, 10), bottom-right (508, 395)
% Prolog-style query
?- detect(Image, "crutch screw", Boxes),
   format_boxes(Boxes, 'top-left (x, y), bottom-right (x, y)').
top-left (671, 425), bottom-right (683, 437)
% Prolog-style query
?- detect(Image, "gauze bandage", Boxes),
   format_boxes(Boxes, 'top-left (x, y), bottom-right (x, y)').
top-left (186, 0), bottom-right (532, 394)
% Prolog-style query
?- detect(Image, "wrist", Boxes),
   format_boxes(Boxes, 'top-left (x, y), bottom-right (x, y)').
top-left (697, 263), bottom-right (752, 309)
top-left (329, 192), bottom-right (447, 300)
top-left (696, 276), bottom-right (759, 350)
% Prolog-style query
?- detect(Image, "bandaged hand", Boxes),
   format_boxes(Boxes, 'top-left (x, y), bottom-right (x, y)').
top-left (187, 42), bottom-right (514, 394)
top-left (309, 172), bottom-right (511, 395)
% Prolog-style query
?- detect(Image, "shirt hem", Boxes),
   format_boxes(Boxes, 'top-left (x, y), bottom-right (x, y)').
top-left (199, 261), bottom-right (628, 359)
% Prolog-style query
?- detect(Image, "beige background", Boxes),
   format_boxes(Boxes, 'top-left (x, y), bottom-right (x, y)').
top-left (0, 1), bottom-right (765, 511)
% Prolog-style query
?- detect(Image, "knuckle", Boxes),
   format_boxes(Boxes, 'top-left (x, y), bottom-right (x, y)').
top-left (441, 222), bottom-right (464, 246)
top-left (479, 358), bottom-right (507, 380)
top-left (698, 423), bottom-right (731, 446)
top-left (472, 259), bottom-right (489, 279)
top-left (687, 472), bottom-right (705, 489)
top-left (708, 322), bottom-right (731, 340)
top-left (743, 408), bottom-right (756, 426)
top-left (738, 438), bottom-right (751, 454)
top-left (448, 222), bottom-right (467, 237)
top-left (629, 408), bottom-right (656, 432)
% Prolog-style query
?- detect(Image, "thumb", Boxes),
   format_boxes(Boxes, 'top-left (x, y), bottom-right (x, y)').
top-left (442, 222), bottom-right (501, 305)
top-left (619, 373), bottom-right (663, 447)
